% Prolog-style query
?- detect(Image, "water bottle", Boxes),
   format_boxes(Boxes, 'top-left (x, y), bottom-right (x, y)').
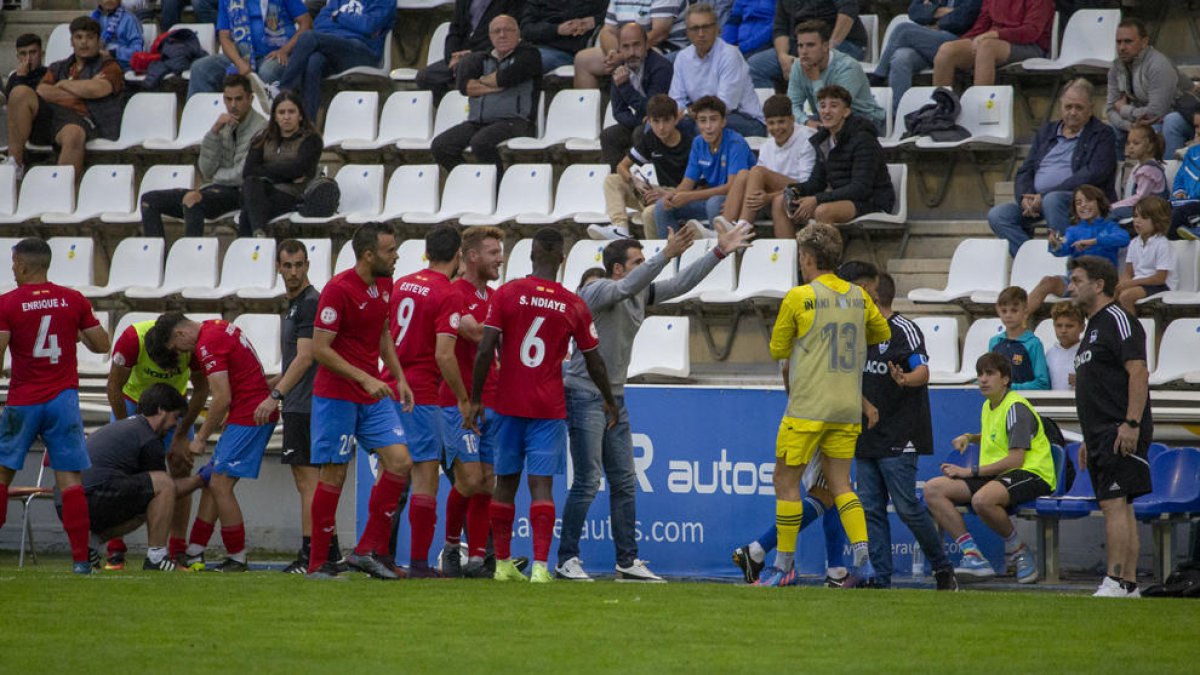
top-left (911, 545), bottom-right (924, 579)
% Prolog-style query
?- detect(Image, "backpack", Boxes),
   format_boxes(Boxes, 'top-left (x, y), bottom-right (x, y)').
top-left (298, 177), bottom-right (340, 218)
top-left (1041, 416), bottom-right (1076, 494)
top-left (1142, 561), bottom-right (1200, 598)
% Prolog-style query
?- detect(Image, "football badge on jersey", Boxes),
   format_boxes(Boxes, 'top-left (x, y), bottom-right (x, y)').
top-left (877, 341), bottom-right (889, 354)
top-left (1012, 354), bottom-right (1024, 365)
top-left (1089, 329), bottom-right (1098, 343)
top-left (320, 307), bottom-right (337, 324)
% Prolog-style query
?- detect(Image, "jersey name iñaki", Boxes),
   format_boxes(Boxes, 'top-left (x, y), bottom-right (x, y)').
top-left (485, 276), bottom-right (599, 419)
top-left (313, 268), bottom-right (392, 404)
top-left (383, 269), bottom-right (461, 404)
top-left (195, 320), bottom-right (275, 426)
top-left (438, 278), bottom-right (499, 407)
top-left (112, 320), bottom-right (191, 403)
top-left (0, 282), bottom-right (101, 405)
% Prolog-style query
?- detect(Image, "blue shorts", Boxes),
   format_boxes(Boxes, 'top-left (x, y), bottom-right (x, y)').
top-left (491, 413), bottom-right (567, 477)
top-left (396, 403), bottom-right (445, 463)
top-left (310, 396), bottom-right (406, 465)
top-left (212, 423), bottom-right (276, 479)
top-left (113, 397), bottom-right (193, 447)
top-left (0, 389), bottom-right (88, 472)
top-left (442, 406), bottom-right (496, 466)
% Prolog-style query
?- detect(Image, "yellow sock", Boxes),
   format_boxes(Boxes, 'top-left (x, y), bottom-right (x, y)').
top-left (834, 492), bottom-right (868, 545)
top-left (775, 499), bottom-right (804, 554)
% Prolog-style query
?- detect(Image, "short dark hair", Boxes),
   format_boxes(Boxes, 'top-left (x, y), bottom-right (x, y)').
top-left (691, 95), bottom-right (726, 118)
top-left (762, 94), bottom-right (793, 119)
top-left (996, 286), bottom-right (1028, 307)
top-left (976, 351), bottom-right (1012, 383)
top-left (794, 19), bottom-right (831, 42)
top-left (816, 85), bottom-right (852, 107)
top-left (1118, 17), bottom-right (1148, 39)
top-left (276, 238), bottom-right (307, 263)
top-left (223, 73), bottom-right (252, 95)
top-left (426, 225), bottom-right (462, 263)
top-left (15, 33), bottom-right (42, 50)
top-left (69, 16), bottom-right (101, 37)
top-left (602, 239), bottom-right (644, 276)
top-left (1068, 255), bottom-right (1118, 296)
top-left (646, 94), bottom-right (678, 120)
top-left (145, 312), bottom-right (188, 371)
top-left (1069, 184), bottom-right (1111, 223)
top-left (875, 272), bottom-right (896, 307)
top-left (835, 260), bottom-right (878, 284)
top-left (12, 237), bottom-right (51, 272)
top-left (579, 267), bottom-right (605, 291)
top-left (351, 222), bottom-right (396, 260)
top-left (136, 383), bottom-right (188, 417)
top-left (531, 227), bottom-right (564, 265)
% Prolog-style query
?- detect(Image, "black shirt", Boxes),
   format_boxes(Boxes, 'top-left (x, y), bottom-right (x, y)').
top-left (82, 416), bottom-right (165, 490)
top-left (857, 313), bottom-right (934, 458)
top-left (629, 125), bottom-right (695, 189)
top-left (281, 284), bottom-right (319, 414)
top-left (4, 66), bottom-right (47, 98)
top-left (1073, 302), bottom-right (1153, 441)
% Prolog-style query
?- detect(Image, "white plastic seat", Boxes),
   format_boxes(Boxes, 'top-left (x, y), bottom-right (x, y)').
top-left (394, 239), bottom-right (428, 280)
top-left (351, 164), bottom-right (440, 224)
top-left (143, 94), bottom-right (227, 151)
top-left (913, 316), bottom-right (959, 378)
top-left (391, 22), bottom-right (449, 82)
top-left (322, 91), bottom-right (380, 149)
top-left (403, 165), bottom-right (496, 224)
top-left (503, 89), bottom-right (601, 151)
top-left (851, 163), bottom-right (907, 226)
top-left (865, 14), bottom-right (914, 74)
top-left (565, 105), bottom-right (618, 153)
top-left (971, 238), bottom-right (1065, 304)
top-left (102, 164), bottom-right (195, 224)
top-left (460, 164), bottom-right (553, 225)
top-left (871, 86), bottom-right (893, 139)
top-left (42, 165), bottom-right (135, 224)
top-left (299, 238), bottom-right (333, 292)
top-left (76, 238), bottom-right (165, 298)
top-left (46, 237), bottom-right (94, 288)
top-left (858, 14), bottom-right (879, 65)
top-left (334, 240), bottom-right (356, 275)
top-left (292, 165), bottom-right (386, 224)
top-left (125, 237), bottom-right (219, 298)
top-left (640, 239), bottom-right (677, 284)
top-left (503, 238), bottom-right (555, 283)
top-left (232, 314), bottom-right (282, 375)
top-left (45, 24), bottom-right (71, 63)
top-left (1148, 319), bottom-right (1200, 386)
top-left (930, 318), bottom-right (1004, 384)
top-left (87, 93), bottom-right (177, 151)
top-left (77, 311), bottom-right (112, 376)
top-left (175, 23), bottom-right (217, 54)
top-left (915, 86), bottom-right (1014, 149)
top-left (344, 91), bottom-right (433, 150)
top-left (908, 238), bottom-right (1010, 303)
top-left (0, 237), bottom-right (21, 294)
top-left (627, 316), bottom-right (690, 379)
top-left (516, 164), bottom-right (609, 225)
top-left (182, 238), bottom-right (277, 300)
top-left (0, 166), bottom-right (74, 225)
top-left (562, 240), bottom-right (611, 292)
top-left (1138, 318), bottom-right (1158, 372)
top-left (0, 165), bottom-right (16, 219)
top-left (1019, 9), bottom-right (1118, 71)
top-left (881, 86), bottom-right (937, 149)
top-left (398, 90), bottom-right (469, 151)
top-left (1033, 318), bottom-right (1058, 355)
top-left (700, 239), bottom-right (797, 303)
top-left (1147, 241), bottom-right (1200, 305)
top-left (661, 240), bottom-right (736, 303)
top-left (328, 32), bottom-right (393, 79)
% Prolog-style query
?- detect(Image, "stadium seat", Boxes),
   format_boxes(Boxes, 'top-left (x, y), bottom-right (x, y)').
top-left (871, 86), bottom-right (893, 139)
top-left (391, 22), bottom-right (449, 82)
top-left (628, 316), bottom-right (690, 379)
top-left (881, 86), bottom-right (937, 149)
top-left (1033, 318), bottom-right (1058, 362)
top-left (1133, 447), bottom-right (1200, 581)
top-left (397, 91), bottom-right (468, 152)
top-left (565, 106), bottom-right (618, 153)
top-left (175, 22), bottom-right (217, 55)
top-left (143, 93), bottom-right (226, 151)
top-left (913, 316), bottom-right (959, 378)
top-left (232, 314), bottom-right (282, 375)
top-left (502, 238), bottom-right (561, 282)
top-left (182, 238), bottom-right (277, 300)
top-left (352, 164), bottom-right (439, 223)
top-left (1139, 317), bottom-right (1158, 372)
top-left (101, 164), bottom-right (195, 225)
top-left (125, 237), bottom-right (219, 298)
top-left (562, 240), bottom-right (611, 292)
top-left (343, 91), bottom-right (433, 151)
top-left (334, 240), bottom-right (355, 275)
top-left (322, 91), bottom-right (380, 149)
top-left (660, 240), bottom-right (736, 303)
top-left (850, 163), bottom-right (907, 228)
top-left (8, 453), bottom-right (54, 567)
top-left (87, 93), bottom-right (177, 151)
top-left (291, 164), bottom-right (386, 224)
top-left (328, 32), bottom-right (393, 79)
top-left (76, 237), bottom-right (164, 299)
top-left (914, 86), bottom-right (1014, 149)
top-left (971, 238), bottom-right (1065, 304)
top-left (1148, 443), bottom-right (1171, 466)
top-left (41, 165), bottom-right (135, 224)
top-left (864, 14), bottom-right (914, 74)
top-left (929, 318), bottom-right (1003, 384)
top-left (858, 14), bottom-right (880, 65)
top-left (908, 238), bottom-right (1010, 303)
top-left (0, 164), bottom-right (15, 218)
top-left (700, 239), bottom-right (797, 303)
top-left (404, 164), bottom-right (497, 224)
top-left (0, 165), bottom-right (74, 225)
top-left (46, 237), bottom-right (94, 288)
top-left (1151, 241), bottom-right (1200, 306)
top-left (1018, 9), bottom-right (1119, 71)
top-left (640, 239), bottom-right (677, 283)
top-left (299, 238), bottom-right (333, 291)
top-left (1147, 319), bottom-right (1200, 386)
top-left (77, 311), bottom-right (112, 376)
top-left (394, 239), bottom-right (429, 279)
top-left (0, 238), bottom-right (24, 293)
top-left (503, 89), bottom-right (601, 151)
top-left (45, 23), bottom-right (71, 63)
top-left (459, 164), bottom-right (553, 226)
top-left (515, 164), bottom-right (609, 225)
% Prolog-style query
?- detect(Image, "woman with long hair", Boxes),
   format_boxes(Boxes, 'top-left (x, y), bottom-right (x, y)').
top-left (240, 89), bottom-right (323, 237)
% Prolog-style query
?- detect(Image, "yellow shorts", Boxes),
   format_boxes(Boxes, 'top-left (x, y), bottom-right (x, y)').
top-left (775, 418), bottom-right (860, 466)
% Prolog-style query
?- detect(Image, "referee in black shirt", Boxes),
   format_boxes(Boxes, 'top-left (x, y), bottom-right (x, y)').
top-left (1067, 256), bottom-right (1153, 598)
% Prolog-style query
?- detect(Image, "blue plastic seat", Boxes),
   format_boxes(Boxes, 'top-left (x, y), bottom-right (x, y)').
top-left (1147, 443), bottom-right (1170, 467)
top-left (1035, 443), bottom-right (1096, 518)
top-left (1134, 448), bottom-right (1200, 520)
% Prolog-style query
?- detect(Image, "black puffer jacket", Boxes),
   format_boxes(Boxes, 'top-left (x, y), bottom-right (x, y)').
top-left (794, 114), bottom-right (895, 213)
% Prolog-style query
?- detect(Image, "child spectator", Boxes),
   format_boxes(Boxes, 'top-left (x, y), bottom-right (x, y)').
top-left (1027, 184), bottom-right (1131, 316)
top-left (1116, 195), bottom-right (1177, 313)
top-left (1172, 113), bottom-right (1200, 239)
top-left (989, 286), bottom-right (1050, 390)
top-left (577, 267), bottom-right (605, 291)
top-left (1046, 302), bottom-right (1085, 390)
top-left (91, 0), bottom-right (144, 71)
top-left (1110, 122), bottom-right (1167, 223)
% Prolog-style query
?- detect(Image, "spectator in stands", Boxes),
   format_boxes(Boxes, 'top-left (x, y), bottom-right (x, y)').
top-left (1105, 18), bottom-right (1196, 160)
top-left (786, 20), bottom-right (884, 133)
top-left (91, 0), bottom-right (144, 71)
top-left (1110, 122), bottom-right (1166, 223)
top-left (931, 0), bottom-right (1053, 88)
top-left (416, 0), bottom-right (523, 103)
top-left (141, 74), bottom-right (267, 238)
top-left (721, 0), bottom-right (775, 57)
top-left (925, 351), bottom-right (1056, 583)
top-left (275, 0), bottom-right (395, 118)
top-left (747, 0), bottom-right (869, 89)
top-left (1171, 125), bottom-right (1200, 239)
top-left (669, 3), bottom-right (765, 138)
top-left (3, 34), bottom-right (47, 104)
top-left (161, 0), bottom-right (219, 31)
top-left (598, 22), bottom-right (674, 168)
top-left (715, 93), bottom-right (816, 234)
top-left (987, 79), bottom-right (1117, 257)
top-left (4, 17), bottom-right (125, 181)
top-left (573, 0), bottom-right (686, 89)
top-left (1027, 184), bottom-right (1130, 316)
top-left (1046, 301), bottom-right (1084, 390)
top-left (240, 90), bottom-right (322, 237)
top-left (989, 286), bottom-right (1050, 390)
top-left (187, 0), bottom-right (313, 98)
top-left (783, 85), bottom-right (894, 237)
top-left (869, 0), bottom-right (982, 111)
top-left (653, 95), bottom-right (754, 236)
top-left (430, 14), bottom-right (541, 173)
top-left (597, 94), bottom-right (695, 239)
top-left (1116, 195), bottom-right (1176, 313)
top-left (520, 0), bottom-right (607, 73)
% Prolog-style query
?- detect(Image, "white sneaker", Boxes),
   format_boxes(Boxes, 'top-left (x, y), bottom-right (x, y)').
top-left (1093, 576), bottom-right (1135, 598)
top-left (554, 556), bottom-right (594, 581)
top-left (616, 559), bottom-right (666, 583)
top-left (249, 72), bottom-right (278, 111)
top-left (587, 223), bottom-right (632, 240)
top-left (686, 219), bottom-right (717, 239)
top-left (3, 156), bottom-right (24, 181)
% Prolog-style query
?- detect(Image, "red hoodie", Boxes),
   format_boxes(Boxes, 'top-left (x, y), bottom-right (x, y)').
top-left (963, 0), bottom-right (1055, 55)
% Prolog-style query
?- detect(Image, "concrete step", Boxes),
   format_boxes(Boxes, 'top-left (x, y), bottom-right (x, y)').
top-left (893, 299), bottom-right (965, 319)
top-left (888, 258), bottom-right (950, 274)
top-left (907, 219), bottom-right (993, 238)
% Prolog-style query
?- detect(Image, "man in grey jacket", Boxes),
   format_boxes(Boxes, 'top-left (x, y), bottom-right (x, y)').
top-left (140, 74), bottom-right (267, 238)
top-left (1106, 17), bottom-right (1194, 158)
top-left (555, 220), bottom-right (753, 582)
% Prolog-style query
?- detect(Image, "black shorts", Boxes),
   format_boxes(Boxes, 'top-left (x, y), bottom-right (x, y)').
top-left (86, 474), bottom-right (155, 534)
top-left (280, 412), bottom-right (315, 466)
top-left (1086, 426), bottom-right (1152, 502)
top-left (1141, 284), bottom-right (1169, 296)
top-left (962, 469), bottom-right (1053, 505)
top-left (30, 102), bottom-right (99, 146)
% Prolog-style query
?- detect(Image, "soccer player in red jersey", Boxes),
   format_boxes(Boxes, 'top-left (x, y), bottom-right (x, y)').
top-left (0, 238), bottom-right (111, 574)
top-left (466, 228), bottom-right (619, 582)
top-left (306, 223), bottom-right (415, 580)
top-left (439, 226), bottom-right (504, 577)
top-left (145, 314), bottom-right (278, 572)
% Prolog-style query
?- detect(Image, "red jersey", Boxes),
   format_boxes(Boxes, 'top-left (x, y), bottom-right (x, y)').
top-left (111, 324), bottom-right (140, 367)
top-left (485, 276), bottom-right (599, 419)
top-left (313, 268), bottom-right (392, 404)
top-left (194, 320), bottom-right (275, 426)
top-left (0, 283), bottom-right (101, 406)
top-left (382, 269), bottom-right (461, 404)
top-left (437, 278), bottom-right (499, 408)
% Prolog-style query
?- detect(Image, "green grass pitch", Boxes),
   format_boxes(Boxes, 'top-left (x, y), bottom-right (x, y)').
top-left (3, 557), bottom-right (1197, 674)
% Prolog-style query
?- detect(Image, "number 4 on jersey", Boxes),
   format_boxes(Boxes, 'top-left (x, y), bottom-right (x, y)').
top-left (34, 315), bottom-right (62, 364)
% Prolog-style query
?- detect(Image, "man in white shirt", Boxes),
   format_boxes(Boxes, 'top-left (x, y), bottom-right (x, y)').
top-left (668, 2), bottom-right (765, 138)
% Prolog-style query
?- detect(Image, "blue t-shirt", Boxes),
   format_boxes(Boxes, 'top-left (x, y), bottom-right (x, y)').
top-left (217, 0), bottom-right (309, 59)
top-left (1033, 124), bottom-right (1078, 194)
top-left (683, 128), bottom-right (754, 188)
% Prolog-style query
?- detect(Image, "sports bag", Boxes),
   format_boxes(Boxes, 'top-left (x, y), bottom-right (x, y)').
top-left (298, 176), bottom-right (340, 218)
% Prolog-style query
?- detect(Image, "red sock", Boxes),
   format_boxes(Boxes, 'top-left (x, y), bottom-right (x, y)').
top-left (60, 485), bottom-right (91, 564)
top-left (489, 501), bottom-right (515, 561)
top-left (409, 494), bottom-right (437, 566)
top-left (444, 486), bottom-right (470, 545)
top-left (107, 538), bottom-right (127, 556)
top-left (466, 493), bottom-right (491, 559)
top-left (355, 471), bottom-right (407, 556)
top-left (168, 537), bottom-right (187, 559)
top-left (221, 524), bottom-right (246, 556)
top-left (308, 481), bottom-right (342, 573)
top-left (0, 484), bottom-right (7, 527)
top-left (530, 500), bottom-right (556, 564)
top-left (189, 518), bottom-right (215, 548)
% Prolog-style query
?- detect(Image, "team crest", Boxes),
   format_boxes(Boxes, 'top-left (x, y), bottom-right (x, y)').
top-left (1012, 354), bottom-right (1024, 365)
top-left (320, 307), bottom-right (337, 324)
top-left (450, 313), bottom-right (461, 329)
top-left (877, 341), bottom-right (889, 354)
top-left (1089, 330), bottom-right (1098, 343)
